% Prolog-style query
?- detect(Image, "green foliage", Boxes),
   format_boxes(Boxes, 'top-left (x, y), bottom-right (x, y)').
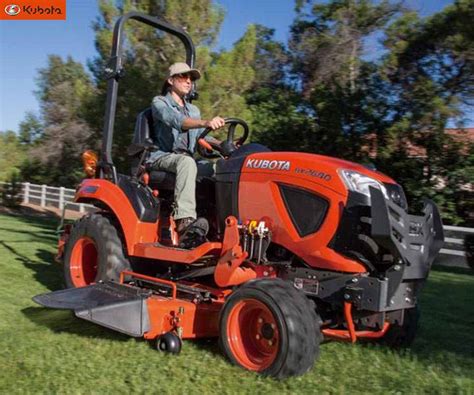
top-left (375, 0), bottom-right (474, 224)
top-left (0, 172), bottom-right (23, 207)
top-left (198, 25), bottom-right (257, 133)
top-left (0, 131), bottom-right (26, 181)
top-left (291, 0), bottom-right (402, 94)
top-left (19, 56), bottom-right (95, 188)
top-left (18, 112), bottom-right (42, 145)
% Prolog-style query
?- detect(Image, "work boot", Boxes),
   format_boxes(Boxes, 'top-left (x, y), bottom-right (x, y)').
top-left (175, 217), bottom-right (195, 235)
top-left (178, 217), bottom-right (209, 249)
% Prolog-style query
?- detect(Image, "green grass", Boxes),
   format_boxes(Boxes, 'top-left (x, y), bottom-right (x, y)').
top-left (0, 212), bottom-right (473, 394)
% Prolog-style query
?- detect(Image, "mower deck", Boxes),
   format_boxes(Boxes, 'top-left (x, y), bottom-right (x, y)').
top-left (34, 281), bottom-right (152, 337)
top-left (34, 272), bottom-right (225, 340)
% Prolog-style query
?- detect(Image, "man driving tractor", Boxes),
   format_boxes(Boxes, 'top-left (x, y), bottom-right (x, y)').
top-left (148, 62), bottom-right (225, 244)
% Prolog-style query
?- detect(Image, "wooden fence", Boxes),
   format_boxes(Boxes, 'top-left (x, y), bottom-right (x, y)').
top-left (0, 181), bottom-right (93, 214)
top-left (0, 181), bottom-right (472, 268)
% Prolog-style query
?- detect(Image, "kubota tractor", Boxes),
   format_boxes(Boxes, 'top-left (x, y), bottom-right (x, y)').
top-left (34, 12), bottom-right (444, 379)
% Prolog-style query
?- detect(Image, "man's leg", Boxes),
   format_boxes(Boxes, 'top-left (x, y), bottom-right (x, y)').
top-left (152, 153), bottom-right (197, 220)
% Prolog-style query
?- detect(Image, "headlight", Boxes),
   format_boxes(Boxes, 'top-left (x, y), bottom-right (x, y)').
top-left (385, 183), bottom-right (408, 209)
top-left (338, 169), bottom-right (389, 199)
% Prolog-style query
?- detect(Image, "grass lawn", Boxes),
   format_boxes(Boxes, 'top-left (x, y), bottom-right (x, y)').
top-left (0, 212), bottom-right (473, 394)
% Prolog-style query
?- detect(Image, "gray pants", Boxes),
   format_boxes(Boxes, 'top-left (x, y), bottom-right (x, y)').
top-left (151, 153), bottom-right (214, 220)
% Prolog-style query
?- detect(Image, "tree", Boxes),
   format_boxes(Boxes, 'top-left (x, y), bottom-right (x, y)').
top-left (20, 55), bottom-right (95, 187)
top-left (0, 171), bottom-right (23, 208)
top-left (252, 0), bottom-right (402, 158)
top-left (18, 112), bottom-right (42, 145)
top-left (377, 0), bottom-right (474, 223)
top-left (245, 25), bottom-right (316, 150)
top-left (291, 0), bottom-right (401, 95)
top-left (0, 131), bottom-right (26, 181)
top-left (197, 25), bottom-right (257, 131)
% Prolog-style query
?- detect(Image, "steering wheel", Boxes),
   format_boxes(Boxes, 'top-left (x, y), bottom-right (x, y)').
top-left (197, 118), bottom-right (249, 159)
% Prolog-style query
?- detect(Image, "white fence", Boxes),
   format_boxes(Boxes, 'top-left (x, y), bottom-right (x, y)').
top-left (0, 181), bottom-right (93, 214)
top-left (0, 181), bottom-right (472, 268)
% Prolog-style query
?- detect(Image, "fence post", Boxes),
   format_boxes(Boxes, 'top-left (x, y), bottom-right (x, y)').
top-left (23, 182), bottom-right (30, 204)
top-left (79, 203), bottom-right (85, 213)
top-left (40, 184), bottom-right (46, 208)
top-left (59, 187), bottom-right (65, 210)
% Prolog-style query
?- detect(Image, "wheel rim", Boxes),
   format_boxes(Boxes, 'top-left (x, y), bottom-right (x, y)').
top-left (226, 299), bottom-right (280, 371)
top-left (69, 236), bottom-right (98, 287)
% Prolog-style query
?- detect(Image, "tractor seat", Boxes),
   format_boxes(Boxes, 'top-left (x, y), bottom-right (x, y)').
top-left (129, 108), bottom-right (176, 190)
top-left (148, 169), bottom-right (176, 190)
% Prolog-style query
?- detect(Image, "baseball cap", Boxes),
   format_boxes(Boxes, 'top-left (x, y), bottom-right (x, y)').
top-left (168, 62), bottom-right (201, 80)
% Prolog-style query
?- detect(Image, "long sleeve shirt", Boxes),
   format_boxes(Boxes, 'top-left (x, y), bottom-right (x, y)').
top-left (148, 92), bottom-right (204, 164)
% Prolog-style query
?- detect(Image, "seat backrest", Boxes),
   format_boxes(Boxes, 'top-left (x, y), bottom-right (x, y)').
top-left (129, 108), bottom-right (154, 175)
top-left (132, 107), bottom-right (154, 146)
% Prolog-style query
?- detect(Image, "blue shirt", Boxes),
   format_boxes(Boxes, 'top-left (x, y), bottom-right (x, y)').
top-left (148, 92), bottom-right (204, 164)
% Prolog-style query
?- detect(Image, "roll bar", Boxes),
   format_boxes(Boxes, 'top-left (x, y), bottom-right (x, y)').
top-left (101, 12), bottom-right (196, 176)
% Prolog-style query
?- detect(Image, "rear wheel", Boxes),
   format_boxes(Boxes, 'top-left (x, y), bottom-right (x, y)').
top-left (63, 214), bottom-right (131, 288)
top-left (219, 278), bottom-right (322, 378)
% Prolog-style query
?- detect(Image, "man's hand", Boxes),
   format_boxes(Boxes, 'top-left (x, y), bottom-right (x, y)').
top-left (205, 116), bottom-right (225, 130)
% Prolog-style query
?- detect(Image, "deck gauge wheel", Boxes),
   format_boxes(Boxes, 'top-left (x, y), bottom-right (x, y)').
top-left (156, 332), bottom-right (182, 354)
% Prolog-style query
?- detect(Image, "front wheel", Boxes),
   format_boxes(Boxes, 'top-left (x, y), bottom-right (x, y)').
top-left (219, 278), bottom-right (322, 379)
top-left (63, 214), bottom-right (131, 288)
top-left (381, 306), bottom-right (420, 348)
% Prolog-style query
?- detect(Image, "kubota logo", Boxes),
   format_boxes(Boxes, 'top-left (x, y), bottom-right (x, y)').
top-left (0, 1), bottom-right (66, 20)
top-left (4, 4), bottom-right (20, 16)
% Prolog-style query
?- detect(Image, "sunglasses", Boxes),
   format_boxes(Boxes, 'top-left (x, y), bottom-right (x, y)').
top-left (174, 73), bottom-right (195, 82)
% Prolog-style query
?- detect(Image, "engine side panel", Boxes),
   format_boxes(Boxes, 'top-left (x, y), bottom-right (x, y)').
top-left (238, 153), bottom-right (367, 273)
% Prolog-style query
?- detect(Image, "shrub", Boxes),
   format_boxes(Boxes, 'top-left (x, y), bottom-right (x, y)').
top-left (0, 172), bottom-right (23, 208)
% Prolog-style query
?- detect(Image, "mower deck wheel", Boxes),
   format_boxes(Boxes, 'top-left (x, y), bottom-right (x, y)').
top-left (219, 278), bottom-right (322, 379)
top-left (156, 332), bottom-right (182, 354)
top-left (63, 214), bottom-right (131, 288)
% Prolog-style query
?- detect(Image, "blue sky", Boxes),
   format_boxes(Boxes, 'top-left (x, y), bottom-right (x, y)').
top-left (0, 0), bottom-right (464, 133)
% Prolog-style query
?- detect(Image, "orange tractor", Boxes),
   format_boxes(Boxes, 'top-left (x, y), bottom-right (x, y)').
top-left (34, 12), bottom-right (444, 378)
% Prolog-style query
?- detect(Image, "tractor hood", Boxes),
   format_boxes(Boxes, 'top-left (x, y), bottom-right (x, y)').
top-left (241, 151), bottom-right (396, 197)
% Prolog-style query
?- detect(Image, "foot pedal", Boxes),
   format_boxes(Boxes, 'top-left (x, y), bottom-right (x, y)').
top-left (33, 282), bottom-right (152, 337)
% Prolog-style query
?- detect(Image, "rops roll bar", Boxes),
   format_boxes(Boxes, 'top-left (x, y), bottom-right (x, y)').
top-left (100, 12), bottom-right (196, 179)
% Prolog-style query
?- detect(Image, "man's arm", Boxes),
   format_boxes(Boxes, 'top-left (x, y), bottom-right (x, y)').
top-left (182, 116), bottom-right (225, 131)
top-left (152, 96), bottom-right (225, 131)
top-left (152, 96), bottom-right (185, 131)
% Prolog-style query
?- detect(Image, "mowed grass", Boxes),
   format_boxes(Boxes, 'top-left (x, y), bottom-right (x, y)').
top-left (0, 212), bottom-right (473, 394)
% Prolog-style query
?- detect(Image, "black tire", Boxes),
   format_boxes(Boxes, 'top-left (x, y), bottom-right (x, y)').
top-left (219, 278), bottom-right (322, 379)
top-left (63, 214), bottom-right (131, 288)
top-left (156, 332), bottom-right (182, 354)
top-left (382, 306), bottom-right (419, 348)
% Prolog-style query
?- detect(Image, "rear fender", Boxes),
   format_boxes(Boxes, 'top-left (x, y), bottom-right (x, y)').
top-left (75, 179), bottom-right (158, 254)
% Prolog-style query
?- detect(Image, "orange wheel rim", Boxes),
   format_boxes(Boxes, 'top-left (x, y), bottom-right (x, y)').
top-left (70, 236), bottom-right (98, 287)
top-left (226, 299), bottom-right (280, 371)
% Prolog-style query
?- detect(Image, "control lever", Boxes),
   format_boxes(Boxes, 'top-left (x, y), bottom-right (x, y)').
top-left (198, 138), bottom-right (224, 159)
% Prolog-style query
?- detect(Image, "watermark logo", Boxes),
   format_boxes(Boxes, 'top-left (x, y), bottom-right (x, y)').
top-left (0, 1), bottom-right (66, 20)
top-left (4, 4), bottom-right (20, 16)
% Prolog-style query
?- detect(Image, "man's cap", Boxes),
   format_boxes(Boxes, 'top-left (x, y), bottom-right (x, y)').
top-left (168, 62), bottom-right (201, 80)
